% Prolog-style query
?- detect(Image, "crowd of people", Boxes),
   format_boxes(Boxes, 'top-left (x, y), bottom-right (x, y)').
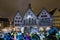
top-left (0, 27), bottom-right (60, 40)
top-left (0, 31), bottom-right (59, 40)
top-left (1, 32), bottom-right (43, 40)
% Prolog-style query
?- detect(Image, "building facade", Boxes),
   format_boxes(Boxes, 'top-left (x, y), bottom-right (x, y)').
top-left (13, 4), bottom-right (53, 33)
top-left (23, 4), bottom-right (37, 26)
top-left (52, 9), bottom-right (60, 29)
top-left (13, 11), bottom-right (22, 27)
top-left (38, 9), bottom-right (52, 28)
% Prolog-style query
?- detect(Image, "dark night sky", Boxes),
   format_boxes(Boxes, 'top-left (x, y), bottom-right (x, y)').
top-left (0, 0), bottom-right (60, 21)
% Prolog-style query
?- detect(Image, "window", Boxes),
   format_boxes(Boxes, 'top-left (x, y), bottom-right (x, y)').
top-left (41, 15), bottom-right (47, 17)
top-left (32, 19), bottom-right (36, 25)
top-left (45, 18), bottom-right (50, 21)
top-left (24, 20), bottom-right (25, 24)
top-left (19, 17), bottom-right (20, 19)
top-left (28, 12), bottom-right (30, 14)
top-left (15, 24), bottom-right (17, 26)
top-left (15, 24), bottom-right (20, 26)
top-left (20, 20), bottom-right (22, 22)
top-left (31, 14), bottom-right (33, 16)
top-left (42, 13), bottom-right (46, 14)
top-left (27, 12), bottom-right (31, 15)
top-left (42, 13), bottom-right (43, 14)
top-left (15, 20), bottom-right (17, 22)
top-left (45, 13), bottom-right (46, 14)
top-left (42, 19), bottom-right (44, 20)
top-left (53, 16), bottom-right (60, 18)
top-left (18, 20), bottom-right (19, 22)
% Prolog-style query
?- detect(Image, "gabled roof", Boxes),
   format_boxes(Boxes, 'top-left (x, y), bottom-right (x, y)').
top-left (23, 4), bottom-right (37, 19)
top-left (49, 8), bottom-right (57, 16)
top-left (37, 8), bottom-right (57, 17)
top-left (37, 8), bottom-right (49, 16)
top-left (38, 8), bottom-right (51, 19)
top-left (13, 10), bottom-right (22, 19)
top-left (53, 9), bottom-right (60, 16)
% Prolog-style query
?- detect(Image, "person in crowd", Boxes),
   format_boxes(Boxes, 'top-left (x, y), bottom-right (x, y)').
top-left (16, 31), bottom-right (25, 40)
top-left (24, 33), bottom-right (31, 40)
top-left (0, 38), bottom-right (4, 40)
top-left (4, 33), bottom-right (11, 40)
top-left (39, 33), bottom-right (45, 40)
top-left (32, 33), bottom-right (40, 40)
top-left (11, 35), bottom-right (14, 40)
top-left (46, 27), bottom-right (58, 40)
top-left (4, 33), bottom-right (8, 40)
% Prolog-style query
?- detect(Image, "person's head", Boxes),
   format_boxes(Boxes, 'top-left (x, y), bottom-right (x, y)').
top-left (8, 33), bottom-right (11, 35)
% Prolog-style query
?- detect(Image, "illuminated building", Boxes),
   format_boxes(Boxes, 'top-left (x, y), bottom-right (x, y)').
top-left (22, 4), bottom-right (37, 33)
top-left (13, 4), bottom-right (58, 32)
top-left (38, 8), bottom-right (52, 28)
top-left (13, 10), bottom-right (23, 32)
top-left (52, 9), bottom-right (60, 29)
top-left (13, 4), bottom-right (38, 33)
top-left (13, 10), bottom-right (22, 27)
top-left (23, 4), bottom-right (37, 25)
